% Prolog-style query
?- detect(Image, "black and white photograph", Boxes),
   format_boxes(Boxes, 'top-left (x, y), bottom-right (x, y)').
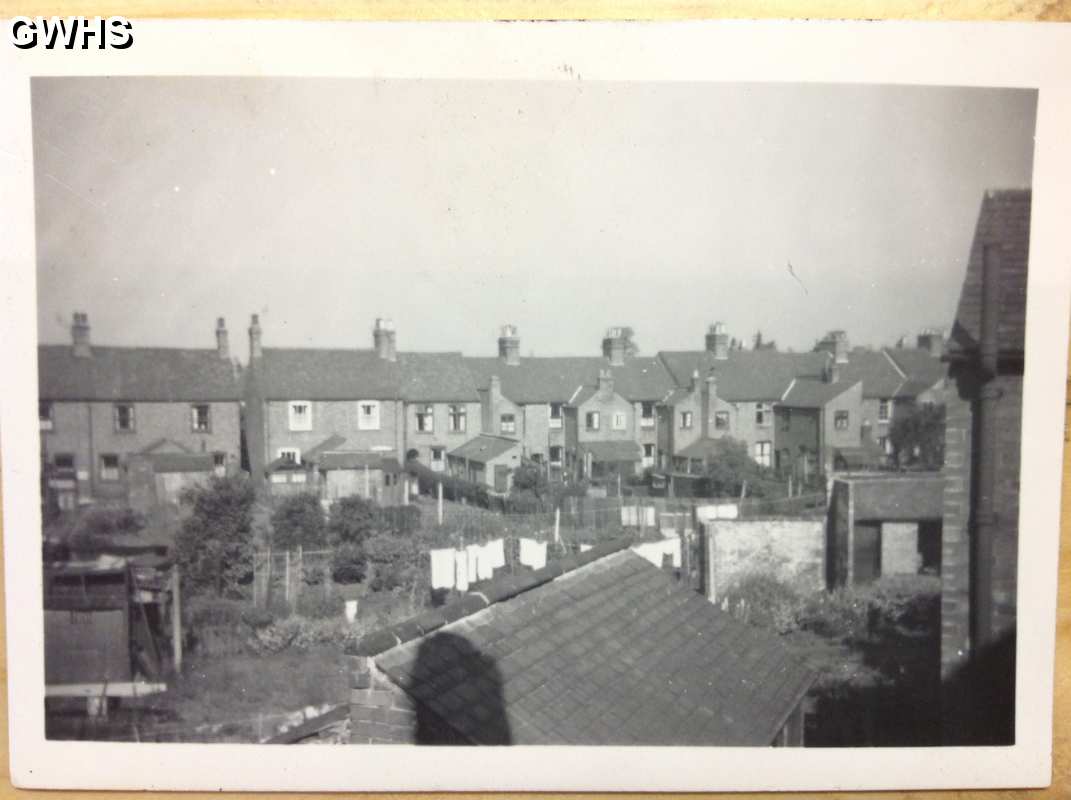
top-left (2, 20), bottom-right (1069, 793)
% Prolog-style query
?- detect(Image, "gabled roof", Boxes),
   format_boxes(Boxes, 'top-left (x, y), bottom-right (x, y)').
top-left (833, 349), bottom-right (904, 399)
top-left (780, 377), bottom-right (860, 409)
top-left (354, 546), bottom-right (816, 746)
top-left (949, 189), bottom-right (1031, 357)
top-left (251, 350), bottom-right (477, 402)
top-left (302, 434), bottom-right (348, 462)
top-left (38, 346), bottom-right (240, 402)
top-left (578, 440), bottom-right (643, 463)
top-left (657, 350), bottom-right (828, 402)
top-left (885, 348), bottom-right (947, 389)
top-left (448, 434), bottom-right (520, 463)
top-left (465, 356), bottom-right (675, 403)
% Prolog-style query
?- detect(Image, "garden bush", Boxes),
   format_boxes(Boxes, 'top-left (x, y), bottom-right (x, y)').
top-left (270, 492), bottom-right (326, 550)
top-left (330, 542), bottom-right (367, 584)
top-left (295, 590), bottom-right (345, 620)
top-left (327, 495), bottom-right (378, 547)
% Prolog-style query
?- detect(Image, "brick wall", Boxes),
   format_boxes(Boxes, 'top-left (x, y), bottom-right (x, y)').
top-left (941, 375), bottom-right (973, 677)
top-left (263, 399), bottom-right (404, 462)
top-left (404, 401), bottom-right (481, 464)
top-left (703, 518), bottom-right (826, 601)
top-left (991, 374), bottom-right (1022, 640)
top-left (347, 655), bottom-right (465, 744)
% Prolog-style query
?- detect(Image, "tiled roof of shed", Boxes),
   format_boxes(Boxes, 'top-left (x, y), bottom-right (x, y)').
top-left (251, 350), bottom-right (478, 401)
top-left (949, 189), bottom-right (1031, 356)
top-left (318, 452), bottom-right (401, 472)
top-left (578, 440), bottom-right (644, 463)
top-left (359, 546), bottom-right (816, 746)
top-left (38, 346), bottom-right (240, 402)
top-left (466, 356), bottom-right (675, 403)
top-left (657, 350), bottom-right (828, 402)
top-left (448, 434), bottom-right (520, 463)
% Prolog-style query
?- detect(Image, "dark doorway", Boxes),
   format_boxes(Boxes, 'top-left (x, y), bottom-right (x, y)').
top-left (853, 522), bottom-right (882, 585)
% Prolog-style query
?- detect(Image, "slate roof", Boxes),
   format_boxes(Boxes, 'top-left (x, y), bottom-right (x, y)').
top-left (779, 378), bottom-right (860, 408)
top-left (251, 350), bottom-right (478, 401)
top-left (318, 452), bottom-right (401, 472)
top-left (356, 546), bottom-right (816, 746)
top-left (38, 346), bottom-right (240, 402)
top-left (657, 350), bottom-right (828, 402)
top-left (949, 189), bottom-right (1031, 356)
top-left (676, 438), bottom-right (733, 460)
top-left (145, 452), bottom-right (215, 474)
top-left (448, 435), bottom-right (520, 463)
top-left (578, 440), bottom-right (643, 463)
top-left (885, 348), bottom-right (947, 388)
top-left (833, 349), bottom-right (904, 399)
top-left (465, 356), bottom-right (675, 403)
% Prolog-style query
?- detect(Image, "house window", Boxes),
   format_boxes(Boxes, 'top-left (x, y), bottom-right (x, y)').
top-left (549, 402), bottom-right (563, 429)
top-left (431, 446), bottom-right (446, 472)
top-left (288, 401), bottom-right (312, 432)
top-left (416, 405), bottom-right (435, 433)
top-left (500, 413), bottom-right (516, 434)
top-left (878, 399), bottom-right (891, 423)
top-left (834, 410), bottom-right (850, 430)
top-left (612, 411), bottom-right (627, 431)
top-left (680, 411), bottom-right (693, 430)
top-left (754, 441), bottom-right (772, 468)
top-left (755, 403), bottom-right (771, 426)
top-left (640, 402), bottom-right (655, 428)
top-left (781, 409), bottom-right (791, 432)
top-left (191, 404), bottom-right (211, 433)
top-left (277, 447), bottom-right (301, 464)
top-left (114, 403), bottom-right (135, 433)
top-left (448, 404), bottom-right (467, 433)
top-left (358, 401), bottom-right (380, 431)
top-left (212, 452), bottom-right (226, 477)
top-left (53, 453), bottom-right (75, 472)
top-left (714, 411), bottom-right (730, 431)
top-left (100, 453), bottom-right (120, 481)
top-left (585, 411), bottom-right (600, 431)
top-left (39, 401), bottom-right (54, 431)
top-left (642, 443), bottom-right (655, 467)
top-left (549, 445), bottom-right (563, 466)
top-left (878, 436), bottom-right (891, 454)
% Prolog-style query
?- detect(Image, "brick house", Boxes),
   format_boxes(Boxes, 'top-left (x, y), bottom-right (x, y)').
top-left (338, 541), bottom-right (816, 746)
top-left (940, 188), bottom-right (1030, 744)
top-left (776, 366), bottom-right (865, 477)
top-left (38, 313), bottom-right (241, 510)
top-left (658, 323), bottom-right (829, 470)
top-left (446, 434), bottom-right (523, 494)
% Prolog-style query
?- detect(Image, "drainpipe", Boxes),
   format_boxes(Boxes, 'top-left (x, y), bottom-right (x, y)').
top-left (973, 242), bottom-right (1003, 649)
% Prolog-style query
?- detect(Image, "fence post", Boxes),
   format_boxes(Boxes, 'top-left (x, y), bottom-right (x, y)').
top-left (252, 552), bottom-right (259, 608)
top-left (437, 481), bottom-right (443, 526)
top-left (297, 545), bottom-right (304, 606)
top-left (171, 564), bottom-right (183, 673)
top-left (554, 507), bottom-right (560, 545)
top-left (284, 549), bottom-right (291, 606)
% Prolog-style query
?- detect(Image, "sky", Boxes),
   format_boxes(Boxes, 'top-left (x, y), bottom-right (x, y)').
top-left (32, 78), bottom-right (1037, 359)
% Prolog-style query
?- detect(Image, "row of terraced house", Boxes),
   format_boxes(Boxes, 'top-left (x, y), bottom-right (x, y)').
top-left (38, 308), bottom-right (947, 511)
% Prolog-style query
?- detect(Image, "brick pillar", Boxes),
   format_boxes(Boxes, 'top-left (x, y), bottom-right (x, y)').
top-left (347, 655), bottom-right (417, 744)
top-left (940, 381), bottom-right (973, 679)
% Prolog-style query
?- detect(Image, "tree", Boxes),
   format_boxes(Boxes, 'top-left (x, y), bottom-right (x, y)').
top-left (175, 475), bottom-right (256, 597)
top-left (270, 492), bottom-right (326, 550)
top-left (620, 326), bottom-right (640, 357)
top-left (327, 494), bottom-right (379, 548)
top-left (889, 403), bottom-right (946, 469)
top-left (703, 437), bottom-right (776, 498)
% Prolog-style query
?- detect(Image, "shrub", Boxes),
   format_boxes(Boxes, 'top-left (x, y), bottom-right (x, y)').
top-left (723, 572), bottom-right (803, 634)
top-left (331, 542), bottom-right (367, 584)
top-left (327, 495), bottom-right (378, 547)
top-left (270, 493), bottom-right (326, 550)
top-left (175, 475), bottom-right (257, 598)
top-left (78, 506), bottom-right (146, 537)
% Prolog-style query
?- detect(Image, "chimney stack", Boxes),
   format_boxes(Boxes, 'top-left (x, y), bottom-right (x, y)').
top-left (71, 312), bottom-right (91, 358)
top-left (916, 327), bottom-right (945, 358)
top-left (373, 318), bottom-right (397, 362)
top-left (597, 368), bottom-right (614, 396)
top-left (706, 323), bottom-right (730, 361)
top-left (498, 324), bottom-right (521, 366)
top-left (248, 314), bottom-right (263, 362)
top-left (602, 327), bottom-right (627, 367)
top-left (690, 368), bottom-right (701, 393)
top-left (816, 330), bottom-right (850, 364)
top-left (824, 357), bottom-right (840, 384)
top-left (216, 317), bottom-right (230, 360)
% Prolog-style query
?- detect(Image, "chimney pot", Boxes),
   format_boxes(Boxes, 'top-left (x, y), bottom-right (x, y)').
top-left (706, 322), bottom-right (730, 360)
top-left (216, 317), bottom-right (230, 360)
top-left (373, 318), bottom-right (397, 361)
top-left (498, 324), bottom-right (521, 366)
top-left (71, 311), bottom-right (92, 358)
top-left (602, 327), bottom-right (627, 367)
top-left (248, 313), bottom-right (263, 361)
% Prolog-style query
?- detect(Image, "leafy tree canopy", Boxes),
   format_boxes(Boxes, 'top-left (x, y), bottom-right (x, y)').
top-left (888, 403), bottom-right (945, 470)
top-left (270, 492), bottom-right (326, 550)
top-left (175, 475), bottom-right (256, 597)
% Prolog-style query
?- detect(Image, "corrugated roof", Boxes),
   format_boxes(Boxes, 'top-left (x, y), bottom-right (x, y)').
top-left (780, 378), bottom-right (860, 409)
top-left (371, 549), bottom-right (816, 746)
top-left (38, 346), bottom-right (240, 402)
top-left (578, 440), bottom-right (643, 463)
top-left (657, 350), bottom-right (828, 402)
top-left (949, 189), bottom-right (1031, 356)
top-left (466, 356), bottom-right (675, 403)
top-left (448, 435), bottom-right (520, 463)
top-left (251, 349), bottom-right (477, 401)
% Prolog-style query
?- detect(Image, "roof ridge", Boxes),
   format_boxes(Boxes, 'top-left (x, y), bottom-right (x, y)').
top-left (344, 538), bottom-right (633, 658)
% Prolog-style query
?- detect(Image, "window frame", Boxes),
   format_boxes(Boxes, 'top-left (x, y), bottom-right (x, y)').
top-left (416, 404), bottom-right (435, 434)
top-left (640, 401), bottom-right (655, 428)
top-left (357, 400), bottom-right (381, 431)
top-left (612, 411), bottom-right (627, 431)
top-left (288, 400), bottom-right (313, 432)
top-left (834, 410), bottom-right (850, 430)
top-left (191, 403), bottom-right (212, 433)
top-left (878, 399), bottom-right (891, 423)
top-left (755, 402), bottom-right (772, 426)
top-left (549, 402), bottom-right (563, 429)
top-left (714, 411), bottom-right (730, 431)
top-left (549, 445), bottom-right (563, 466)
top-left (680, 410), bottom-right (694, 430)
top-left (448, 404), bottom-right (467, 433)
top-left (277, 447), bottom-right (301, 465)
top-left (113, 403), bottom-right (136, 433)
top-left (99, 453), bottom-right (121, 481)
top-left (585, 411), bottom-right (600, 431)
top-left (754, 441), bottom-right (772, 468)
top-left (500, 413), bottom-right (517, 435)
top-left (53, 452), bottom-right (76, 472)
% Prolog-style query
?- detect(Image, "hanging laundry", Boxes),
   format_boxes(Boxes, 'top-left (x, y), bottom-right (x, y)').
top-left (454, 549), bottom-right (470, 592)
top-left (466, 543), bottom-right (482, 582)
top-left (430, 548), bottom-right (456, 590)
top-left (485, 538), bottom-right (506, 570)
top-left (518, 537), bottom-right (547, 569)
top-left (579, 543), bottom-right (593, 553)
top-left (475, 542), bottom-right (496, 581)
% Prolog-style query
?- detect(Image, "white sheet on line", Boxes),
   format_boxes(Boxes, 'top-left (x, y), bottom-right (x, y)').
top-left (454, 549), bottom-right (469, 592)
top-left (430, 548), bottom-right (456, 590)
top-left (631, 537), bottom-right (681, 569)
top-left (518, 537), bottom-right (547, 569)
